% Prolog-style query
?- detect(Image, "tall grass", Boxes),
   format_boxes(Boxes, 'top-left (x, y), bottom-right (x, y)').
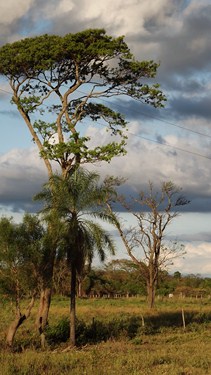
top-left (0, 296), bottom-right (211, 374)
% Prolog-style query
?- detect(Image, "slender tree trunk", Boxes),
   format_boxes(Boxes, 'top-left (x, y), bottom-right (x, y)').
top-left (77, 275), bottom-right (83, 298)
top-left (70, 264), bottom-right (77, 347)
top-left (147, 281), bottom-right (155, 309)
top-left (6, 295), bottom-right (35, 347)
top-left (35, 287), bottom-right (52, 348)
top-left (147, 259), bottom-right (158, 308)
top-left (35, 249), bottom-right (55, 348)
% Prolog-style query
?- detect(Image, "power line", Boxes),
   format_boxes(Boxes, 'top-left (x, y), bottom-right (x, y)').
top-left (1, 85), bottom-right (210, 140)
top-left (0, 85), bottom-right (211, 161)
top-left (128, 132), bottom-right (211, 161)
top-left (90, 118), bottom-right (211, 161)
top-left (77, 88), bottom-right (211, 140)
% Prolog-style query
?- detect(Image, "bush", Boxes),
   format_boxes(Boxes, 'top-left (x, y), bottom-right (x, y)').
top-left (46, 318), bottom-right (70, 345)
top-left (43, 310), bottom-right (211, 347)
top-left (45, 316), bottom-right (143, 346)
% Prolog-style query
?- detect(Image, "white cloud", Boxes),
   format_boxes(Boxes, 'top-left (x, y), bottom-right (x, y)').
top-left (0, 0), bottom-right (33, 25)
top-left (38, 0), bottom-right (75, 19)
top-left (68, 0), bottom-right (181, 37)
top-left (172, 242), bottom-right (211, 276)
top-left (85, 121), bottom-right (211, 200)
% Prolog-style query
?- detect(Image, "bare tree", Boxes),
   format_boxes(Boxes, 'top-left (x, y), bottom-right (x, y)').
top-left (105, 180), bottom-right (189, 308)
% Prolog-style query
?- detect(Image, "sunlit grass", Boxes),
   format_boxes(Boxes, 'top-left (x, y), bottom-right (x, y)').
top-left (1, 296), bottom-right (211, 374)
top-left (1, 333), bottom-right (211, 375)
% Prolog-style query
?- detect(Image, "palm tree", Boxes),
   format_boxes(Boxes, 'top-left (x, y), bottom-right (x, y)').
top-left (35, 168), bottom-right (116, 346)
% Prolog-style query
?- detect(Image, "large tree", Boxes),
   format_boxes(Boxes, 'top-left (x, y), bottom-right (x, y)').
top-left (0, 28), bottom-right (165, 331)
top-left (0, 29), bottom-right (165, 178)
top-left (35, 168), bottom-right (115, 347)
top-left (105, 180), bottom-right (189, 308)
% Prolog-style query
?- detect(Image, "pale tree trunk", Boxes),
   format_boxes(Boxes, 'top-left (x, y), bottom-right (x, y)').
top-left (77, 275), bottom-right (83, 298)
top-left (35, 250), bottom-right (55, 348)
top-left (6, 295), bottom-right (35, 347)
top-left (35, 287), bottom-right (52, 348)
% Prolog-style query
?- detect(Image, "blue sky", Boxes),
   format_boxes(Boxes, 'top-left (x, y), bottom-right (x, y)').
top-left (0, 0), bottom-right (211, 275)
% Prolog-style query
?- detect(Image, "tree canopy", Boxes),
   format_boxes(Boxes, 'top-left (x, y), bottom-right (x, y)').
top-left (0, 29), bottom-right (165, 177)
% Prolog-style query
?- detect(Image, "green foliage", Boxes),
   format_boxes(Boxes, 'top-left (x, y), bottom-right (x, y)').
top-left (0, 216), bottom-right (43, 297)
top-left (40, 136), bottom-right (127, 164)
top-left (46, 317), bottom-right (70, 345)
top-left (0, 29), bottom-right (166, 176)
top-left (81, 262), bottom-right (146, 298)
top-left (46, 315), bottom-right (142, 347)
top-left (35, 168), bottom-right (116, 273)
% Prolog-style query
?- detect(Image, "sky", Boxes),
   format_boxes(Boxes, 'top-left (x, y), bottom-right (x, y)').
top-left (0, 0), bottom-right (211, 275)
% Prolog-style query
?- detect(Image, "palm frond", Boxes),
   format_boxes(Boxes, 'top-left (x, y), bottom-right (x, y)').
top-left (34, 167), bottom-right (116, 275)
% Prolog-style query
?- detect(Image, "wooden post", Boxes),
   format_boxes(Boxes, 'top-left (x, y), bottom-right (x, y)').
top-left (181, 308), bottom-right (186, 330)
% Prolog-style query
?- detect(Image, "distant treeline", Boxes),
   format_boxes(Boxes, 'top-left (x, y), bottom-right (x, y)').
top-left (50, 259), bottom-right (211, 299)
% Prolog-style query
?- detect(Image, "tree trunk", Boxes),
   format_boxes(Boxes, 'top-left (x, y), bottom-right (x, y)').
top-left (35, 244), bottom-right (56, 348)
top-left (35, 287), bottom-right (52, 348)
top-left (6, 295), bottom-right (35, 347)
top-left (77, 275), bottom-right (83, 298)
top-left (70, 265), bottom-right (77, 347)
top-left (147, 282), bottom-right (155, 309)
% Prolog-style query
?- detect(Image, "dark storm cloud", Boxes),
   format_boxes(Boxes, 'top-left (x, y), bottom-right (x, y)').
top-left (0, 172), bottom-right (45, 212)
top-left (106, 179), bottom-right (211, 214)
top-left (23, 0), bottom-right (91, 37)
top-left (124, 2), bottom-right (211, 108)
top-left (143, 0), bottom-right (187, 33)
top-left (107, 97), bottom-right (167, 130)
top-left (167, 95), bottom-right (211, 120)
top-left (158, 4), bottom-right (211, 77)
top-left (0, 199), bottom-right (41, 214)
top-left (171, 231), bottom-right (211, 242)
top-left (0, 148), bottom-right (47, 212)
top-left (160, 75), bottom-right (207, 95)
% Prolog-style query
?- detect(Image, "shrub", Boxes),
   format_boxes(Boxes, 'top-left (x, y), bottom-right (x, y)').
top-left (45, 316), bottom-right (143, 346)
top-left (46, 318), bottom-right (70, 345)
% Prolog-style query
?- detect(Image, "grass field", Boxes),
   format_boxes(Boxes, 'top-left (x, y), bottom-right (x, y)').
top-left (0, 296), bottom-right (211, 374)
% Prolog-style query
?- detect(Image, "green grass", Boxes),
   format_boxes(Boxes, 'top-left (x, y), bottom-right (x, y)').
top-left (1, 296), bottom-right (211, 374)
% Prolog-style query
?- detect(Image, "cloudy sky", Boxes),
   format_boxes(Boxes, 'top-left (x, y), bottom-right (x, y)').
top-left (0, 0), bottom-right (211, 275)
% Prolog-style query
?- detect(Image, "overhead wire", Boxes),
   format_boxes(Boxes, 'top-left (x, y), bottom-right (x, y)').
top-left (77, 88), bottom-right (211, 140)
top-left (75, 89), bottom-right (211, 160)
top-left (0, 85), bottom-right (211, 161)
top-left (127, 132), bottom-right (211, 161)
top-left (1, 84), bottom-right (210, 139)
